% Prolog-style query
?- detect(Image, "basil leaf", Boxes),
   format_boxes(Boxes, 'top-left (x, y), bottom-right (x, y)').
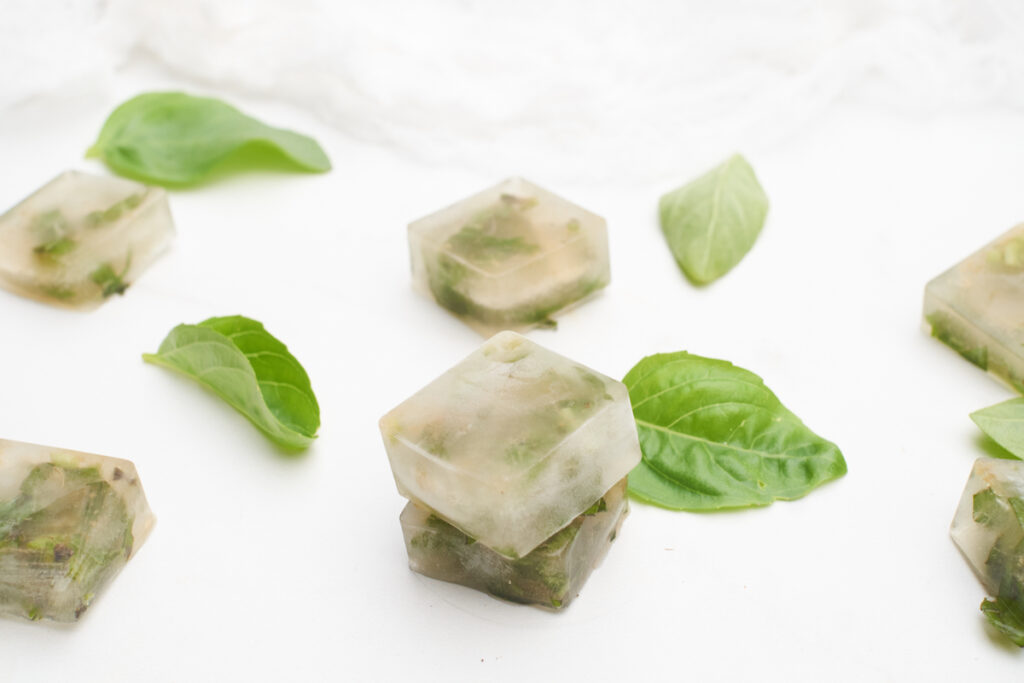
top-left (623, 351), bottom-right (846, 510)
top-left (143, 315), bottom-right (319, 450)
top-left (659, 154), bottom-right (769, 284)
top-left (86, 92), bottom-right (331, 186)
top-left (971, 398), bottom-right (1024, 460)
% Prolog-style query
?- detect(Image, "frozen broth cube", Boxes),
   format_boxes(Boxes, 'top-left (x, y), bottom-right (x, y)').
top-left (0, 439), bottom-right (155, 623)
top-left (0, 171), bottom-right (174, 309)
top-left (408, 177), bottom-right (610, 336)
top-left (379, 331), bottom-right (642, 559)
top-left (925, 224), bottom-right (1024, 390)
top-left (401, 478), bottom-right (628, 609)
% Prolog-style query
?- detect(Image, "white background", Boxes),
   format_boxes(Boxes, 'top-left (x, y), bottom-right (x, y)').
top-left (1, 2), bottom-right (1023, 680)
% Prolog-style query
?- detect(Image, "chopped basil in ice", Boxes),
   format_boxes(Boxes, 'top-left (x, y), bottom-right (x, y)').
top-left (0, 171), bottom-right (173, 309)
top-left (925, 222), bottom-right (1024, 393)
top-left (951, 458), bottom-right (1024, 647)
top-left (401, 479), bottom-right (628, 610)
top-left (0, 439), bottom-right (154, 623)
top-left (409, 178), bottom-right (610, 336)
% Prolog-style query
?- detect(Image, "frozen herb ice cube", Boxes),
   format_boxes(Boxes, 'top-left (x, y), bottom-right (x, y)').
top-left (408, 177), bottom-right (610, 336)
top-left (951, 458), bottom-right (1024, 645)
top-left (925, 224), bottom-right (1024, 390)
top-left (402, 478), bottom-right (628, 609)
top-left (951, 458), bottom-right (1024, 594)
top-left (0, 439), bottom-right (155, 623)
top-left (379, 331), bottom-right (641, 559)
top-left (0, 171), bottom-right (174, 309)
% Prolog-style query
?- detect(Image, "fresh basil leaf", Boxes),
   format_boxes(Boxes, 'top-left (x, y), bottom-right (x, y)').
top-left (143, 315), bottom-right (319, 450)
top-left (659, 154), bottom-right (769, 284)
top-left (86, 92), bottom-right (331, 186)
top-left (971, 398), bottom-right (1024, 460)
top-left (623, 351), bottom-right (846, 510)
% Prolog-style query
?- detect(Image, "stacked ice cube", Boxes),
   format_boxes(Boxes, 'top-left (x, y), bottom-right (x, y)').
top-left (408, 178), bottom-right (610, 336)
top-left (379, 331), bottom-right (642, 609)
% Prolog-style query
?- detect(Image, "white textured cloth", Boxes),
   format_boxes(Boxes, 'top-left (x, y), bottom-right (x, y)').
top-left (4, 0), bottom-right (1024, 182)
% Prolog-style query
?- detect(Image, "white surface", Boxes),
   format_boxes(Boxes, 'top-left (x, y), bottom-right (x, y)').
top-left (1, 3), bottom-right (1024, 681)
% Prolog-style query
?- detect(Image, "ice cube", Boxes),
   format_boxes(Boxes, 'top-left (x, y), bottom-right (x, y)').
top-left (379, 331), bottom-right (641, 559)
top-left (401, 478), bottom-right (628, 609)
top-left (0, 439), bottom-right (155, 622)
top-left (925, 224), bottom-right (1024, 390)
top-left (0, 171), bottom-right (174, 309)
top-left (951, 457), bottom-right (1024, 594)
top-left (408, 178), bottom-right (610, 336)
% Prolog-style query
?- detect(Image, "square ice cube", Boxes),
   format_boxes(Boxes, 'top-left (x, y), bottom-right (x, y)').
top-left (0, 438), bottom-right (155, 622)
top-left (401, 478), bottom-right (628, 609)
top-left (408, 177), bottom-right (610, 336)
top-left (0, 171), bottom-right (174, 309)
top-left (925, 224), bottom-right (1024, 390)
top-left (379, 331), bottom-right (641, 558)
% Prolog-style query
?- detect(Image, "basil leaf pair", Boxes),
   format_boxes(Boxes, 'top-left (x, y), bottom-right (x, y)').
top-left (624, 352), bottom-right (846, 510)
top-left (144, 316), bottom-right (319, 450)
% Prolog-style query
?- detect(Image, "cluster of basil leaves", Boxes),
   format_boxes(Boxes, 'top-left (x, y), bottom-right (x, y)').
top-left (89, 91), bottom-right (846, 508)
top-left (89, 93), bottom-right (327, 451)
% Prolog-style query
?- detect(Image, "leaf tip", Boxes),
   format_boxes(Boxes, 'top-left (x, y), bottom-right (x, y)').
top-left (314, 152), bottom-right (332, 172)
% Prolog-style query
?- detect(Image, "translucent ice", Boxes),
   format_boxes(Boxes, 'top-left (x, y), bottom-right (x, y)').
top-left (401, 478), bottom-right (628, 609)
top-left (0, 171), bottom-right (174, 309)
top-left (408, 178), bottom-right (610, 336)
top-left (951, 458), bottom-right (1024, 594)
top-left (951, 458), bottom-right (1024, 645)
top-left (925, 224), bottom-right (1024, 390)
top-left (379, 331), bottom-right (641, 559)
top-left (0, 439), bottom-right (155, 622)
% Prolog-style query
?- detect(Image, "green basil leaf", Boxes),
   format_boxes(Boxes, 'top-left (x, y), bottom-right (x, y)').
top-left (143, 315), bottom-right (319, 450)
top-left (659, 154), bottom-right (769, 284)
top-left (623, 351), bottom-right (846, 510)
top-left (971, 398), bottom-right (1024, 460)
top-left (86, 92), bottom-right (331, 186)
